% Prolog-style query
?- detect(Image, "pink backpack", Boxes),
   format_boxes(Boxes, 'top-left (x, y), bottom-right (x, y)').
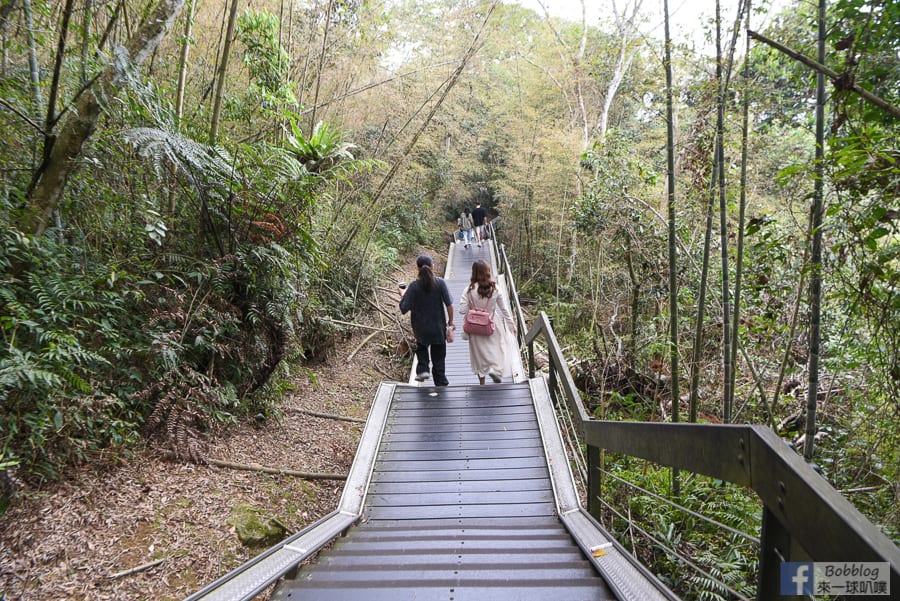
top-left (463, 292), bottom-right (495, 336)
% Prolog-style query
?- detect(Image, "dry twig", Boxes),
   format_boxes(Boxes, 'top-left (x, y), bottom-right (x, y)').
top-left (285, 407), bottom-right (365, 424)
top-left (208, 459), bottom-right (346, 481)
top-left (108, 558), bottom-right (165, 580)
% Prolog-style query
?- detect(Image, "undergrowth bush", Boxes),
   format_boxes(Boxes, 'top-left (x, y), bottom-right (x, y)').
top-left (0, 225), bottom-right (145, 482)
top-left (602, 460), bottom-right (761, 600)
top-left (0, 116), bottom-right (391, 492)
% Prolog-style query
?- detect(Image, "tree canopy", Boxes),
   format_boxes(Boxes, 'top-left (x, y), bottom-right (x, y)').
top-left (0, 0), bottom-right (897, 595)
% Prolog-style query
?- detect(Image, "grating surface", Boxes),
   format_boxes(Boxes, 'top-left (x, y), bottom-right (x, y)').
top-left (275, 383), bottom-right (614, 600)
top-left (273, 242), bottom-right (616, 600)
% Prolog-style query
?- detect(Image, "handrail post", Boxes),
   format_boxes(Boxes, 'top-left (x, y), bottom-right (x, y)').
top-left (528, 339), bottom-right (536, 378)
top-left (587, 445), bottom-right (602, 518)
top-left (548, 360), bottom-right (558, 404)
top-left (758, 507), bottom-right (804, 601)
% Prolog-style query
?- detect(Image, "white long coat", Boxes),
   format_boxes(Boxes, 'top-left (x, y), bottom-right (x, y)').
top-left (458, 286), bottom-right (516, 378)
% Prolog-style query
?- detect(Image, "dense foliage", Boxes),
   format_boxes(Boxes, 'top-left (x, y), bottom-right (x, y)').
top-left (0, 0), bottom-right (896, 596)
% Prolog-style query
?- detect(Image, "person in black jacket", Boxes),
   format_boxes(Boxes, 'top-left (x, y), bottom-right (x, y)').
top-left (399, 254), bottom-right (454, 386)
top-left (472, 202), bottom-right (487, 246)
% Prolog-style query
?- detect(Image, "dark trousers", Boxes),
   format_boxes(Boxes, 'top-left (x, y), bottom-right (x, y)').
top-left (416, 342), bottom-right (448, 386)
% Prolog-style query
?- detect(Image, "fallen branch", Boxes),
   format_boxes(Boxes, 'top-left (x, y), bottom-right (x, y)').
top-left (369, 362), bottom-right (395, 380)
top-left (321, 317), bottom-right (393, 333)
top-left (209, 459), bottom-right (347, 481)
top-left (361, 294), bottom-right (413, 347)
top-left (285, 407), bottom-right (366, 424)
top-left (376, 285), bottom-right (405, 295)
top-left (347, 330), bottom-right (380, 363)
top-left (108, 558), bottom-right (165, 580)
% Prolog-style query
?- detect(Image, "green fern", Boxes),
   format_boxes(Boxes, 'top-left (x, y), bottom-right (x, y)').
top-left (121, 127), bottom-right (233, 188)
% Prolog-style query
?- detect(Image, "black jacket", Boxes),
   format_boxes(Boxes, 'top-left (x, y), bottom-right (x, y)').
top-left (399, 278), bottom-right (452, 345)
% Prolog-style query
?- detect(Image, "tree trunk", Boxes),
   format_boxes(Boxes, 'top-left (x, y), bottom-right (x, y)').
top-left (729, 1), bottom-right (751, 423)
top-left (209, 0), bottom-right (239, 145)
top-left (688, 157), bottom-right (718, 423)
top-left (80, 0), bottom-right (92, 84)
top-left (596, 0), bottom-right (643, 143)
top-left (804, 0), bottom-right (827, 463)
top-left (22, 0), bottom-right (42, 129)
top-left (663, 0), bottom-right (678, 420)
top-left (663, 0), bottom-right (680, 496)
top-left (175, 0), bottom-right (194, 128)
top-left (2, 0), bottom-right (17, 78)
top-left (20, 0), bottom-right (186, 236)
top-left (309, 0), bottom-right (335, 136)
top-left (46, 0), bottom-right (76, 132)
top-left (535, 0), bottom-right (589, 148)
top-left (716, 0), bottom-right (734, 422)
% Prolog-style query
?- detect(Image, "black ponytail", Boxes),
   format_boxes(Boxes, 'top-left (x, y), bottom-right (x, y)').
top-left (418, 264), bottom-right (435, 291)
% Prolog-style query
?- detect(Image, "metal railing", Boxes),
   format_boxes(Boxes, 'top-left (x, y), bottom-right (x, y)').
top-left (517, 309), bottom-right (899, 599)
top-left (487, 222), bottom-right (899, 599)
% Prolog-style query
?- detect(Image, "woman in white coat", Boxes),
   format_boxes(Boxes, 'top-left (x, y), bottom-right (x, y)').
top-left (458, 260), bottom-right (518, 384)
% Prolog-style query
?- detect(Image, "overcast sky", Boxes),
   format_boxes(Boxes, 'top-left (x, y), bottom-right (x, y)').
top-left (508, 0), bottom-right (787, 51)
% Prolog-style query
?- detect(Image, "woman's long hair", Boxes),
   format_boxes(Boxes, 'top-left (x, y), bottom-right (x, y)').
top-left (468, 260), bottom-right (495, 298)
top-left (417, 255), bottom-right (435, 291)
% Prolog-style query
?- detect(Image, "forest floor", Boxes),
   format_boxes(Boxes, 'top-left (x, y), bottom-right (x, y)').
top-left (0, 249), bottom-right (448, 601)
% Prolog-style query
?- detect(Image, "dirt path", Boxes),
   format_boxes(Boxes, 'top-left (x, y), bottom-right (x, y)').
top-left (0, 252), bottom-right (447, 601)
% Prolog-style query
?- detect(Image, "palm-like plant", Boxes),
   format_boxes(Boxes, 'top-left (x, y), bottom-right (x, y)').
top-left (284, 120), bottom-right (358, 175)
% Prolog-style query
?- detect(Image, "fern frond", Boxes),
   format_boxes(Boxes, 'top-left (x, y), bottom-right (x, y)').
top-left (121, 127), bottom-right (234, 188)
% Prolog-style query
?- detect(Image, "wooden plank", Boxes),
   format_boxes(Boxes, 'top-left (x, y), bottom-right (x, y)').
top-left (383, 430), bottom-right (541, 443)
top-left (388, 413), bottom-right (537, 426)
top-left (277, 580), bottom-right (612, 601)
top-left (380, 438), bottom-right (543, 452)
top-left (378, 447), bottom-right (545, 461)
top-left (354, 516), bottom-right (565, 531)
top-left (385, 422), bottom-right (537, 434)
top-left (390, 406), bottom-right (536, 417)
top-left (367, 489), bottom-right (554, 507)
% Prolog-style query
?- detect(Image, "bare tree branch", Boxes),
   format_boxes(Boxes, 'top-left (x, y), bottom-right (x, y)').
top-left (748, 29), bottom-right (900, 119)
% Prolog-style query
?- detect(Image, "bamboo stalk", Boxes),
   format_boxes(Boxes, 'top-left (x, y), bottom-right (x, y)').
top-left (748, 29), bottom-right (900, 119)
top-left (347, 330), bottom-right (380, 363)
top-left (321, 317), bottom-right (393, 333)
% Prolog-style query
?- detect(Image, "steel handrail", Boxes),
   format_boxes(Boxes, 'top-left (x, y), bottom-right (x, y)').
top-left (519, 308), bottom-right (900, 599)
top-left (488, 205), bottom-right (897, 600)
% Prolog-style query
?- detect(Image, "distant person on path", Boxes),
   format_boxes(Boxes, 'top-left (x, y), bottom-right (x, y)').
top-left (472, 202), bottom-right (486, 246)
top-left (458, 260), bottom-right (517, 385)
top-left (458, 207), bottom-right (475, 248)
top-left (399, 254), bottom-right (454, 386)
